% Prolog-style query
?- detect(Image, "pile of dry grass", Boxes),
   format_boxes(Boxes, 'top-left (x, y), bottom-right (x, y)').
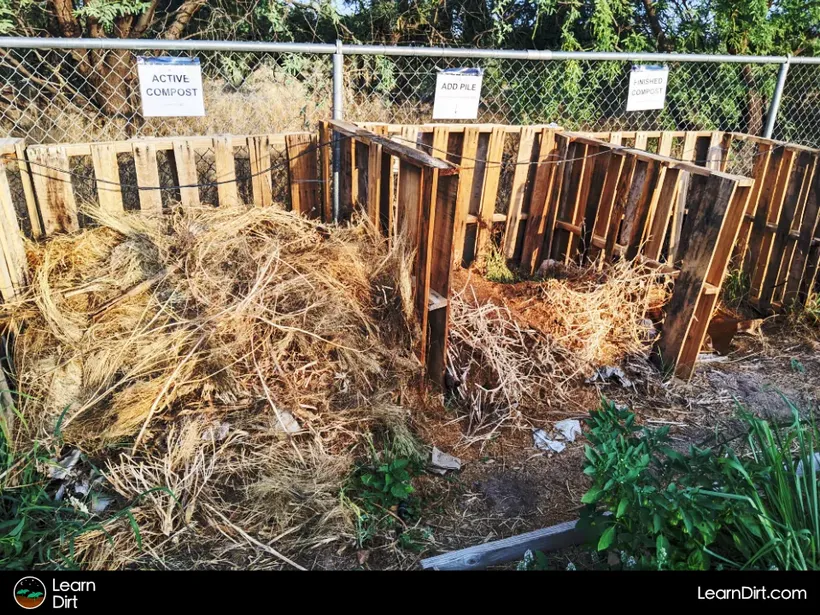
top-left (446, 259), bottom-right (671, 437)
top-left (4, 204), bottom-right (421, 569)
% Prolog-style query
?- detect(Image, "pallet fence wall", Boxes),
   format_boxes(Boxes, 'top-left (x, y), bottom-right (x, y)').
top-left (2, 123), bottom-right (819, 383)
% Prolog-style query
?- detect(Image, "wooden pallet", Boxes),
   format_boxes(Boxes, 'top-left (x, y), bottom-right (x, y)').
top-left (327, 120), bottom-right (460, 387)
top-left (19, 132), bottom-right (322, 241)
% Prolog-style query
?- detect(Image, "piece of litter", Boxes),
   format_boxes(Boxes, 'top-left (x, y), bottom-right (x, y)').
top-left (696, 352), bottom-right (730, 364)
top-left (796, 452), bottom-right (820, 478)
top-left (554, 419), bottom-right (582, 442)
top-left (429, 447), bottom-right (462, 475)
top-left (533, 429), bottom-right (566, 453)
top-left (48, 448), bottom-right (81, 481)
top-left (586, 366), bottom-right (634, 388)
top-left (274, 411), bottom-right (302, 434)
top-left (536, 259), bottom-right (560, 276)
top-left (202, 421), bottom-right (231, 441)
top-left (91, 496), bottom-right (114, 513)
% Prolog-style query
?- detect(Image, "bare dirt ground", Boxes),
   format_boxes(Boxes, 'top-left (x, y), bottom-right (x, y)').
top-left (318, 271), bottom-right (820, 571)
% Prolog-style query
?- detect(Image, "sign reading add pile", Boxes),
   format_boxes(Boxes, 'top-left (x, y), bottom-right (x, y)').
top-left (626, 65), bottom-right (668, 112)
top-left (137, 56), bottom-right (205, 117)
top-left (432, 68), bottom-right (483, 120)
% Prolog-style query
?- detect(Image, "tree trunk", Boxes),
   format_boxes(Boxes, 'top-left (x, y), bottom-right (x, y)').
top-left (741, 64), bottom-right (764, 136)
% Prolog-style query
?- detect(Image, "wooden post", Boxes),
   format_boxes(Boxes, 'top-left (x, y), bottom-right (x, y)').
top-left (521, 128), bottom-right (560, 274)
top-left (502, 126), bottom-right (537, 259)
top-left (286, 133), bottom-right (320, 218)
top-left (452, 127), bottom-right (480, 267)
top-left (90, 143), bottom-right (124, 214)
top-left (132, 142), bottom-right (163, 214)
top-left (212, 136), bottom-right (239, 208)
top-left (474, 127), bottom-right (505, 262)
top-left (319, 121), bottom-right (333, 222)
top-left (28, 146), bottom-right (80, 235)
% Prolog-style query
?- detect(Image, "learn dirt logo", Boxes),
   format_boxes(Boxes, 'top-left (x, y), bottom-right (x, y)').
top-left (14, 577), bottom-right (46, 609)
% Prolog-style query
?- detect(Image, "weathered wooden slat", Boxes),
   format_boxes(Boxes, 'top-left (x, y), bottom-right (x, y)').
top-left (14, 140), bottom-right (43, 238)
top-left (644, 166), bottom-right (681, 261)
top-left (397, 160), bottom-right (423, 249)
top-left (604, 155), bottom-right (637, 261)
top-left (552, 142), bottom-right (589, 262)
top-left (0, 160), bottom-right (27, 299)
top-left (579, 150), bottom-right (613, 259)
top-left (286, 133), bottom-right (320, 218)
top-left (587, 152), bottom-right (627, 263)
top-left (520, 128), bottom-right (559, 273)
top-left (452, 127), bottom-right (480, 267)
top-left (173, 140), bottom-right (201, 209)
top-left (28, 146), bottom-right (79, 235)
top-left (90, 143), bottom-right (124, 213)
top-left (414, 167), bottom-right (438, 367)
top-left (318, 121), bottom-right (333, 222)
top-left (619, 159), bottom-right (658, 260)
top-left (669, 131), bottom-right (698, 258)
top-left (474, 127), bottom-right (505, 262)
top-left (212, 136), bottom-right (239, 208)
top-left (247, 135), bottom-right (272, 207)
top-left (502, 126), bottom-right (537, 259)
top-left (132, 142), bottom-right (163, 214)
top-left (420, 519), bottom-right (582, 571)
top-left (426, 172), bottom-right (459, 386)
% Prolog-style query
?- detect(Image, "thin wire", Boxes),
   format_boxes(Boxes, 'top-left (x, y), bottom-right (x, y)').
top-left (390, 133), bottom-right (787, 168)
top-left (16, 135), bottom-right (349, 192)
top-left (12, 130), bottom-right (785, 195)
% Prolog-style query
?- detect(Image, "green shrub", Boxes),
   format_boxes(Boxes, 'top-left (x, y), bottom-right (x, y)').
top-left (580, 397), bottom-right (820, 570)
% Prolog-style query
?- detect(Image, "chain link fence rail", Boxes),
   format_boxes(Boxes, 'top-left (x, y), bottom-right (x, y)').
top-left (1, 38), bottom-right (819, 148)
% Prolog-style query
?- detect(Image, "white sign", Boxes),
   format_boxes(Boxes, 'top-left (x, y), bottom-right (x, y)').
top-left (626, 65), bottom-right (668, 112)
top-left (137, 56), bottom-right (205, 117)
top-left (432, 68), bottom-right (483, 120)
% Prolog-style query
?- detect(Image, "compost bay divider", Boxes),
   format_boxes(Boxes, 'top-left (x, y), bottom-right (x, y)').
top-left (1, 122), bottom-right (819, 384)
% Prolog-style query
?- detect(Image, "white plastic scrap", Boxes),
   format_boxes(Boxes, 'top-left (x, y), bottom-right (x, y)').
top-left (796, 452), bottom-right (820, 478)
top-left (533, 429), bottom-right (566, 453)
top-left (48, 448), bottom-right (81, 481)
top-left (554, 419), bottom-right (582, 442)
top-left (273, 411), bottom-right (302, 434)
top-left (430, 447), bottom-right (462, 475)
top-left (586, 366), bottom-right (634, 388)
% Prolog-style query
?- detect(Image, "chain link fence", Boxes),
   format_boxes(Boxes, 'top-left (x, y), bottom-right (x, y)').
top-left (0, 39), bottom-right (818, 148)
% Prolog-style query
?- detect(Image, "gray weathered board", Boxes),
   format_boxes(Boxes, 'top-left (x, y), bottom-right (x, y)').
top-left (420, 519), bottom-right (581, 570)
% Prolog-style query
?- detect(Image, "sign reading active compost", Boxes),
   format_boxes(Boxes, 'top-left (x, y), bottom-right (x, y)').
top-left (626, 65), bottom-right (668, 112)
top-left (137, 56), bottom-right (205, 117)
top-left (433, 68), bottom-right (483, 120)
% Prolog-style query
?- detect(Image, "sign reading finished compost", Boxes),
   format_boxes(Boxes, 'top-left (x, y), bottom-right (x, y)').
top-left (137, 56), bottom-right (205, 117)
top-left (432, 68), bottom-right (483, 119)
top-left (626, 65), bottom-right (668, 112)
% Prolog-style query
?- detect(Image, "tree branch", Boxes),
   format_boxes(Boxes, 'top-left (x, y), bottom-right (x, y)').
top-left (163, 0), bottom-right (208, 40)
top-left (640, 0), bottom-right (672, 51)
top-left (50, 0), bottom-right (82, 37)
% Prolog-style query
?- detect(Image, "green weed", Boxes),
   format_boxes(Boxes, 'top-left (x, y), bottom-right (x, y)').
top-left (722, 268), bottom-right (750, 309)
top-left (581, 396), bottom-right (820, 570)
top-left (484, 244), bottom-right (518, 284)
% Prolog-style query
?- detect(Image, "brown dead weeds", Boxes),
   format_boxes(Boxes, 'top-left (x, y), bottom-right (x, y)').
top-left (3, 204), bottom-right (422, 569)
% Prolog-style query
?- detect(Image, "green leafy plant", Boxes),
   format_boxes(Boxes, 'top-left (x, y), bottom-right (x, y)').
top-left (343, 446), bottom-right (424, 549)
top-left (581, 397), bottom-right (820, 571)
top-left (722, 267), bottom-right (750, 308)
top-left (484, 244), bottom-right (518, 284)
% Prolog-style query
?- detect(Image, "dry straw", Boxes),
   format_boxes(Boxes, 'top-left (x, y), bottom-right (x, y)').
top-left (3, 203), bottom-right (420, 569)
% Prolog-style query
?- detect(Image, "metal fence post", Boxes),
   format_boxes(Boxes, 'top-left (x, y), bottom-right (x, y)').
top-left (332, 39), bottom-right (344, 222)
top-left (763, 57), bottom-right (790, 139)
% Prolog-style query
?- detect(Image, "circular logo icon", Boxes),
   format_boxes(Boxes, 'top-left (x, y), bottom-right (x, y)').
top-left (14, 577), bottom-right (46, 609)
